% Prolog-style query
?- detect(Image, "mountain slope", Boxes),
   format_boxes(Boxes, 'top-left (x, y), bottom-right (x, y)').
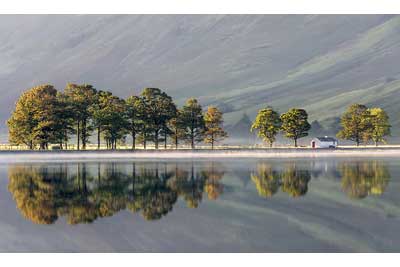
top-left (0, 15), bottom-right (399, 138)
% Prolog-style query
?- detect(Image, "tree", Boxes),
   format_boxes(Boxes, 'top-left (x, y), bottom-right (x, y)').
top-left (251, 107), bottom-right (281, 147)
top-left (31, 86), bottom-right (62, 149)
top-left (126, 95), bottom-right (143, 150)
top-left (366, 108), bottom-right (391, 146)
top-left (7, 84), bottom-right (61, 150)
top-left (139, 88), bottom-right (176, 149)
top-left (64, 83), bottom-right (97, 150)
top-left (7, 87), bottom-right (40, 149)
top-left (55, 92), bottom-right (75, 149)
top-left (90, 90), bottom-right (111, 149)
top-left (203, 106), bottom-right (228, 149)
top-left (181, 98), bottom-right (206, 149)
top-left (337, 104), bottom-right (371, 146)
top-left (101, 96), bottom-right (128, 149)
top-left (280, 108), bottom-right (311, 147)
top-left (167, 110), bottom-right (185, 149)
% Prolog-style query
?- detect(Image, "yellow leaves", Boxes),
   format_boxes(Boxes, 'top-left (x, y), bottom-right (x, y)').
top-left (204, 106), bottom-right (227, 147)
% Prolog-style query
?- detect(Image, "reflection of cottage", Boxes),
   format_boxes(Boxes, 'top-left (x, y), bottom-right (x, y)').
top-left (311, 136), bottom-right (338, 148)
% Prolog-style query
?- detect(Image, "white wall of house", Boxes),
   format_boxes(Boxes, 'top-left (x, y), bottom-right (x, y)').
top-left (311, 139), bottom-right (338, 148)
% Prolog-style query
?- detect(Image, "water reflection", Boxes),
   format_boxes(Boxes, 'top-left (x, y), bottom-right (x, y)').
top-left (339, 161), bottom-right (390, 199)
top-left (7, 160), bottom-right (392, 225)
top-left (251, 161), bottom-right (390, 199)
top-left (251, 163), bottom-right (311, 198)
top-left (8, 162), bottom-right (224, 225)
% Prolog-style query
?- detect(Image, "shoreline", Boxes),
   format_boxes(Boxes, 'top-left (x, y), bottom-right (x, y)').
top-left (1, 147), bottom-right (400, 161)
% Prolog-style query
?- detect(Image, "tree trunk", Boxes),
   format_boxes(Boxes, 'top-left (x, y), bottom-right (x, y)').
top-left (64, 129), bottom-right (68, 150)
top-left (294, 138), bottom-right (297, 147)
top-left (77, 120), bottom-right (80, 150)
top-left (191, 129), bottom-right (195, 149)
top-left (211, 133), bottom-right (214, 149)
top-left (164, 131), bottom-right (167, 149)
top-left (97, 126), bottom-right (101, 149)
top-left (132, 131), bottom-right (136, 150)
top-left (155, 130), bottom-right (159, 149)
top-left (82, 120), bottom-right (86, 150)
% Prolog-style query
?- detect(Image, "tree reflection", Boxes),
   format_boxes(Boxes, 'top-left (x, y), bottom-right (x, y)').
top-left (251, 163), bottom-right (310, 198)
top-left (339, 161), bottom-right (390, 199)
top-left (251, 161), bottom-right (390, 200)
top-left (202, 162), bottom-right (225, 200)
top-left (281, 164), bottom-right (311, 197)
top-left (8, 166), bottom-right (64, 224)
top-left (250, 164), bottom-right (281, 198)
top-left (8, 162), bottom-right (226, 225)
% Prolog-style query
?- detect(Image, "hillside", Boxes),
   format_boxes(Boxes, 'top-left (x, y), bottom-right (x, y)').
top-left (1, 15), bottom-right (400, 140)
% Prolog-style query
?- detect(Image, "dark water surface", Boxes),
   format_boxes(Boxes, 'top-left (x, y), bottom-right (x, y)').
top-left (0, 158), bottom-right (399, 252)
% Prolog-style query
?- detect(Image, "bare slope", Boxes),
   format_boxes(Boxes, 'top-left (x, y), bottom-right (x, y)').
top-left (0, 15), bottom-right (399, 136)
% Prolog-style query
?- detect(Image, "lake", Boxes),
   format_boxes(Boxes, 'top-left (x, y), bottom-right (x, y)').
top-left (0, 157), bottom-right (399, 252)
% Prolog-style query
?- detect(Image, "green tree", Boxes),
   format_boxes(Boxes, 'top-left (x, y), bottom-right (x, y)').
top-left (31, 86), bottom-right (64, 149)
top-left (64, 83), bottom-right (97, 150)
top-left (89, 90), bottom-right (111, 149)
top-left (126, 95), bottom-right (143, 150)
top-left (101, 96), bottom-right (128, 149)
top-left (168, 109), bottom-right (186, 149)
top-left (204, 106), bottom-right (228, 149)
top-left (55, 92), bottom-right (76, 149)
top-left (280, 108), bottom-right (311, 147)
top-left (251, 107), bottom-right (281, 147)
top-left (140, 88), bottom-right (176, 149)
top-left (337, 104), bottom-right (371, 146)
top-left (181, 98), bottom-right (206, 149)
top-left (366, 108), bottom-right (391, 146)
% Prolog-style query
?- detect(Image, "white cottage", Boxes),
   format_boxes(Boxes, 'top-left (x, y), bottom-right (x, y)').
top-left (311, 136), bottom-right (338, 148)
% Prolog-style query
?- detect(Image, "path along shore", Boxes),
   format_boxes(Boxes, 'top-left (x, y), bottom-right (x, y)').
top-left (1, 147), bottom-right (400, 162)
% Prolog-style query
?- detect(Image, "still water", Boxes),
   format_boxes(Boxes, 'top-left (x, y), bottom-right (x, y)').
top-left (0, 158), bottom-right (399, 252)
